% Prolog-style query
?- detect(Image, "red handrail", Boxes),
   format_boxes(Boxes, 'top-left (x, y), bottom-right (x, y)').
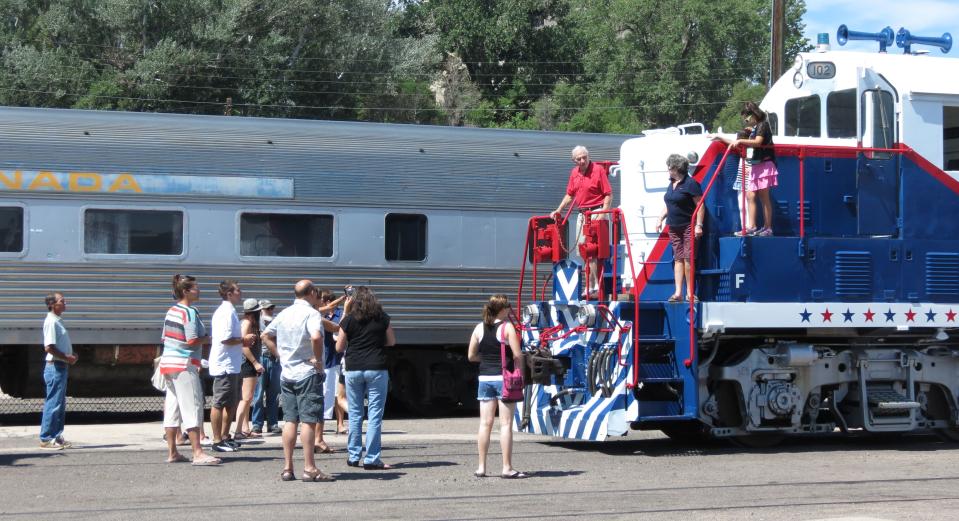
top-left (685, 146), bottom-right (734, 368)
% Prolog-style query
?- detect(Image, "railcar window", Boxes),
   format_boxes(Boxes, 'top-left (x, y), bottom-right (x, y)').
top-left (240, 213), bottom-right (333, 257)
top-left (767, 113), bottom-right (779, 135)
top-left (386, 213), bottom-right (427, 261)
top-left (84, 209), bottom-right (183, 255)
top-left (827, 88), bottom-right (856, 138)
top-left (784, 94), bottom-right (821, 137)
top-left (0, 207), bottom-right (23, 252)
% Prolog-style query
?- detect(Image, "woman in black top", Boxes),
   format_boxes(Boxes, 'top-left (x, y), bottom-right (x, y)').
top-left (235, 298), bottom-right (264, 439)
top-left (467, 294), bottom-right (525, 478)
top-left (656, 154), bottom-right (704, 303)
top-left (335, 286), bottom-right (396, 470)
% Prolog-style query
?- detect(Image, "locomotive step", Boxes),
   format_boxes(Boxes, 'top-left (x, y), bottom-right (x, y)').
top-left (866, 388), bottom-right (920, 415)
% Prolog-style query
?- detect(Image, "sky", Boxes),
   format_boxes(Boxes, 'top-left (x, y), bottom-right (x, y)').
top-left (802, 0), bottom-right (959, 56)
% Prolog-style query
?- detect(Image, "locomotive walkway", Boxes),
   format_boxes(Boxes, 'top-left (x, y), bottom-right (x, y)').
top-left (1, 417), bottom-right (958, 520)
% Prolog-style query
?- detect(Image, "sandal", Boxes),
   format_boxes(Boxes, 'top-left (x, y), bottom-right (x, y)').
top-left (302, 468), bottom-right (336, 482)
top-left (191, 456), bottom-right (222, 466)
top-left (501, 471), bottom-right (529, 479)
top-left (280, 470), bottom-right (296, 481)
top-left (241, 430), bottom-right (262, 439)
top-left (474, 470), bottom-right (486, 478)
top-left (667, 294), bottom-right (681, 303)
top-left (314, 444), bottom-right (334, 454)
top-left (166, 453), bottom-right (189, 463)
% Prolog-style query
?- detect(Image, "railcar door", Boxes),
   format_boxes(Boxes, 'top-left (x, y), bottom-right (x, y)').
top-left (856, 68), bottom-right (899, 236)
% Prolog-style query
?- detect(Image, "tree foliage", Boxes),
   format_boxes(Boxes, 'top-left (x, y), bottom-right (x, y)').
top-left (0, 0), bottom-right (810, 132)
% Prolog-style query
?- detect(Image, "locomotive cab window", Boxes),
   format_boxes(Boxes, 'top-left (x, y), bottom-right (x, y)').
top-left (943, 106), bottom-right (959, 170)
top-left (785, 94), bottom-right (821, 137)
top-left (0, 206), bottom-right (24, 253)
top-left (240, 212), bottom-right (333, 257)
top-left (84, 209), bottom-right (183, 255)
top-left (827, 88), bottom-right (856, 138)
top-left (386, 213), bottom-right (427, 261)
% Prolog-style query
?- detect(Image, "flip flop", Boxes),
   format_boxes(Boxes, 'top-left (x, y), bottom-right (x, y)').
top-left (314, 445), bottom-right (334, 454)
top-left (191, 456), bottom-right (222, 466)
top-left (667, 294), bottom-right (681, 303)
top-left (302, 469), bottom-right (336, 482)
top-left (240, 430), bottom-right (262, 439)
top-left (501, 471), bottom-right (529, 479)
top-left (166, 453), bottom-right (189, 463)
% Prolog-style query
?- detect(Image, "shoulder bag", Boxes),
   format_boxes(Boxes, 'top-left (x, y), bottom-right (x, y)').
top-left (498, 323), bottom-right (524, 402)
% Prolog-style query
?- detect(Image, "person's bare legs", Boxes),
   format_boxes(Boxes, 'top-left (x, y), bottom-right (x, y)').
top-left (210, 406), bottom-right (224, 443)
top-left (757, 188), bottom-right (773, 232)
top-left (499, 401), bottom-right (518, 475)
top-left (165, 426), bottom-right (180, 461)
top-left (301, 422), bottom-right (319, 472)
top-left (281, 421), bottom-right (297, 473)
top-left (220, 404), bottom-right (235, 441)
top-left (314, 420), bottom-right (329, 451)
top-left (235, 376), bottom-right (256, 436)
top-left (335, 381), bottom-right (348, 433)
top-left (746, 190), bottom-right (759, 230)
top-left (672, 260), bottom-right (685, 298)
top-left (476, 399), bottom-right (497, 475)
top-left (684, 260), bottom-right (695, 299)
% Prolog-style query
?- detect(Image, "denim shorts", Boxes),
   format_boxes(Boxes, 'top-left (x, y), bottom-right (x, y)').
top-left (281, 372), bottom-right (324, 424)
top-left (477, 377), bottom-right (503, 401)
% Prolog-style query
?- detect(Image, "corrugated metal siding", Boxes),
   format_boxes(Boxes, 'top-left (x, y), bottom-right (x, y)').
top-left (0, 262), bottom-right (536, 345)
top-left (0, 107), bottom-right (627, 211)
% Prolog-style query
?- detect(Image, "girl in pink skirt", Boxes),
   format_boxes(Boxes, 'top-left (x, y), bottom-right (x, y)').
top-left (714, 101), bottom-right (778, 236)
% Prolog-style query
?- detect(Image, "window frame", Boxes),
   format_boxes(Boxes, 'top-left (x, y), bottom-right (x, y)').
top-left (784, 94), bottom-right (823, 137)
top-left (384, 212), bottom-right (428, 263)
top-left (0, 202), bottom-right (27, 258)
top-left (80, 205), bottom-right (188, 260)
top-left (235, 208), bottom-right (337, 263)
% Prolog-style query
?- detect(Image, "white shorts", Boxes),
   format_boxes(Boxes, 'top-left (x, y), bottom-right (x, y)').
top-left (323, 365), bottom-right (341, 420)
top-left (163, 366), bottom-right (203, 430)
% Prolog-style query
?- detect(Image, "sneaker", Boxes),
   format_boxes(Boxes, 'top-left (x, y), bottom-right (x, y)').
top-left (224, 439), bottom-right (241, 449)
top-left (269, 425), bottom-right (282, 435)
top-left (251, 425), bottom-right (263, 434)
top-left (199, 436), bottom-right (213, 447)
top-left (734, 227), bottom-right (757, 237)
top-left (212, 441), bottom-right (236, 453)
top-left (755, 227), bottom-right (773, 237)
top-left (39, 440), bottom-right (64, 450)
top-left (55, 438), bottom-right (73, 449)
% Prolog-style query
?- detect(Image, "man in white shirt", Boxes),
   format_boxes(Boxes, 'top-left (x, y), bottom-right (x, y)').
top-left (209, 280), bottom-right (255, 453)
top-left (261, 280), bottom-right (337, 482)
top-left (39, 292), bottom-right (78, 450)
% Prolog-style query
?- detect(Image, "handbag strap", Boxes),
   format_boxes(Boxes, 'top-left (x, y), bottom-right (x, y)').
top-left (497, 322), bottom-right (511, 371)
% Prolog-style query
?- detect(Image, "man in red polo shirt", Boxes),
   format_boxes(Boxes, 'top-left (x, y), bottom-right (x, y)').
top-left (550, 146), bottom-right (612, 298)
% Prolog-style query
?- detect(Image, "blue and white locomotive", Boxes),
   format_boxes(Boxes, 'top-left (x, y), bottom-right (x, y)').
top-left (515, 26), bottom-right (959, 444)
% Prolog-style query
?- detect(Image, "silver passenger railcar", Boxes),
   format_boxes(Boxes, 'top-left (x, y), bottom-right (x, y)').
top-left (0, 107), bottom-right (625, 413)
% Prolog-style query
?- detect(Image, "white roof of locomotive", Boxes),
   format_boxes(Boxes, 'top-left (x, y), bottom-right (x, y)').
top-left (763, 48), bottom-right (959, 112)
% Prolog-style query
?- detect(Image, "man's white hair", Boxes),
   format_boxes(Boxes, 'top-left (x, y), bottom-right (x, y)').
top-left (571, 145), bottom-right (589, 159)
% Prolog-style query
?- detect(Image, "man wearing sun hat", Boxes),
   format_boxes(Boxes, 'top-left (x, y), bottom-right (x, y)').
top-left (252, 299), bottom-right (281, 434)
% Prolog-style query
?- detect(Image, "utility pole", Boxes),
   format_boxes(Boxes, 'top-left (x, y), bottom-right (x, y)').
top-left (770, 0), bottom-right (786, 86)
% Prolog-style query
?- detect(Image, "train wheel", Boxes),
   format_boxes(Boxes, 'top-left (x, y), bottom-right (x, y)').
top-left (935, 428), bottom-right (959, 442)
top-left (660, 423), bottom-right (711, 444)
top-left (728, 433), bottom-right (786, 448)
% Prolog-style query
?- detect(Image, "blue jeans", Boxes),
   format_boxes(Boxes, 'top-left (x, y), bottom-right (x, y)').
top-left (40, 362), bottom-right (68, 442)
top-left (251, 354), bottom-right (281, 430)
top-left (345, 369), bottom-right (389, 465)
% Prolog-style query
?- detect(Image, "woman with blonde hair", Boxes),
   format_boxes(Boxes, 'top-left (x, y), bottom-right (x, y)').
top-left (467, 294), bottom-right (526, 478)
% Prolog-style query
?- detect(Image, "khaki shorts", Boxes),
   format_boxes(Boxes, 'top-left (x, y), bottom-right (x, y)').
top-left (163, 367), bottom-right (203, 430)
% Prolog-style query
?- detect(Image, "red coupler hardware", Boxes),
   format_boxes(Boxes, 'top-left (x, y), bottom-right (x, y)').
top-left (578, 218), bottom-right (610, 260)
top-left (531, 216), bottom-right (565, 263)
